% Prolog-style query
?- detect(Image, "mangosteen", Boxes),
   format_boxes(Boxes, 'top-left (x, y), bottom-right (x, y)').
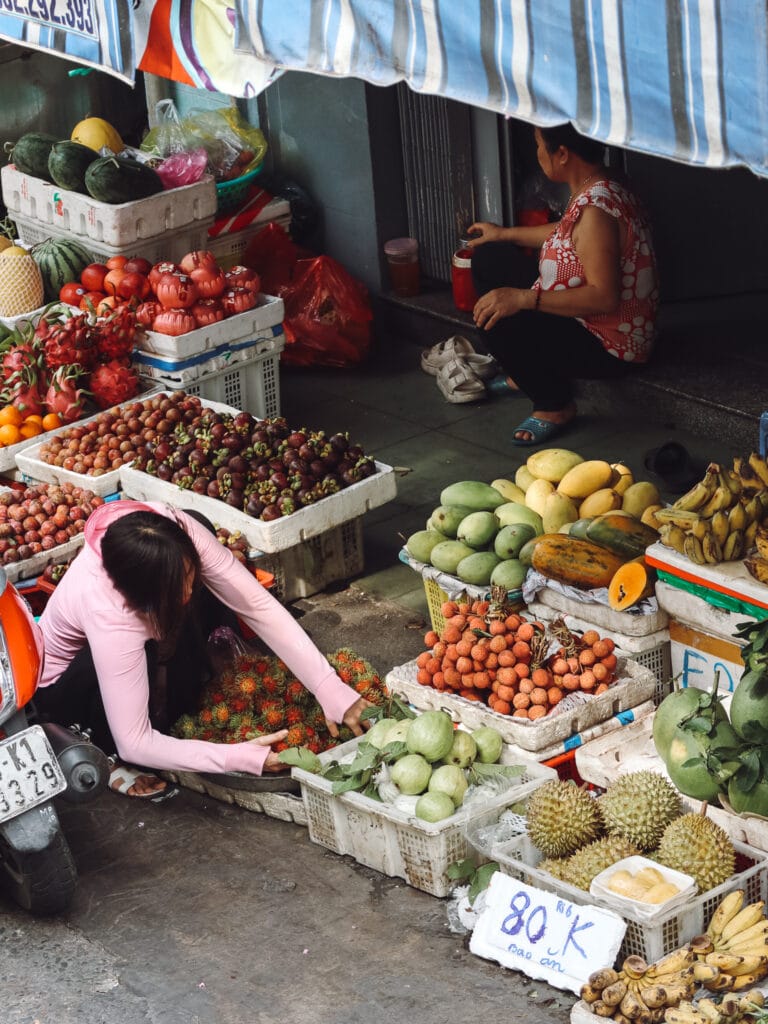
top-left (297, 443), bottom-right (315, 462)
top-left (170, 451), bottom-right (187, 472)
top-left (157, 463), bottom-right (173, 481)
top-left (347, 445), bottom-right (364, 461)
top-left (207, 480), bottom-right (221, 499)
top-left (229, 472), bottom-right (245, 492)
top-left (188, 449), bottom-right (209, 469)
top-left (154, 441), bottom-right (171, 462)
top-left (281, 449), bottom-right (296, 468)
top-left (268, 457), bottom-right (283, 473)
top-left (210, 422), bottom-right (227, 443)
top-left (309, 460), bottom-right (325, 478)
top-left (192, 477), bottom-right (209, 494)
top-left (245, 496), bottom-right (265, 518)
top-left (221, 433), bottom-right (243, 453)
top-left (234, 412), bottom-right (253, 433)
top-left (253, 463), bottom-right (271, 481)
top-left (269, 471), bottom-right (288, 490)
top-left (342, 468), bottom-right (361, 486)
top-left (261, 503), bottom-right (281, 521)
top-left (251, 428), bottom-right (270, 445)
top-left (286, 431), bottom-right (307, 449)
top-left (225, 490), bottom-right (244, 508)
top-left (227, 455), bottom-right (247, 474)
top-left (329, 432), bottom-right (349, 452)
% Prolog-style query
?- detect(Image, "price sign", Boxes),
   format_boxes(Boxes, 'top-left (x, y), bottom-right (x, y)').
top-left (469, 872), bottom-right (626, 994)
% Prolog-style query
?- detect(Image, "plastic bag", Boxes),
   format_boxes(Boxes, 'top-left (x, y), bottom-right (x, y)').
top-left (243, 222), bottom-right (305, 296)
top-left (280, 256), bottom-right (373, 368)
top-left (155, 148), bottom-right (209, 189)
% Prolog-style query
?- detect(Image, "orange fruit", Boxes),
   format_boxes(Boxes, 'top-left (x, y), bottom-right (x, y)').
top-left (20, 421), bottom-right (43, 438)
top-left (24, 414), bottom-right (43, 425)
top-left (0, 405), bottom-right (23, 427)
top-left (42, 412), bottom-right (63, 431)
top-left (0, 423), bottom-right (22, 445)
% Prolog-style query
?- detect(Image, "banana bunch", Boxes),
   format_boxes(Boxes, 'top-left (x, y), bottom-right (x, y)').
top-left (691, 891), bottom-right (768, 992)
top-left (744, 523), bottom-right (768, 584)
top-left (656, 458), bottom-right (768, 566)
top-left (581, 949), bottom-right (697, 1023)
top-left (664, 990), bottom-right (765, 1024)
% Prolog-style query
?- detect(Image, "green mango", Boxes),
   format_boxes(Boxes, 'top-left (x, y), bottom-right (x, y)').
top-left (430, 540), bottom-right (476, 575)
top-left (456, 551), bottom-right (501, 586)
top-left (490, 559), bottom-right (527, 591)
top-left (568, 517), bottom-right (594, 541)
top-left (431, 504), bottom-right (473, 538)
top-left (494, 523), bottom-right (536, 560)
top-left (405, 529), bottom-right (445, 564)
top-left (456, 511), bottom-right (498, 550)
top-left (495, 501), bottom-right (543, 534)
top-left (439, 481), bottom-right (506, 512)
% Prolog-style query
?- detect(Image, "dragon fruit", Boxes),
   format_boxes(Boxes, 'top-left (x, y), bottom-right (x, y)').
top-left (89, 360), bottom-right (139, 410)
top-left (44, 366), bottom-right (89, 423)
top-left (94, 306), bottom-right (139, 362)
top-left (40, 310), bottom-right (96, 370)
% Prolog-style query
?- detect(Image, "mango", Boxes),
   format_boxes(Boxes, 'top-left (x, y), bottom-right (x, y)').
top-left (494, 523), bottom-right (536, 559)
top-left (558, 523), bottom-right (573, 534)
top-left (542, 492), bottom-right (579, 534)
top-left (431, 504), bottom-right (473, 537)
top-left (456, 511), bottom-right (498, 549)
top-left (525, 478), bottom-right (556, 517)
top-left (490, 558), bottom-right (527, 590)
top-left (558, 460), bottom-right (614, 499)
top-left (495, 501), bottom-right (543, 535)
top-left (439, 481), bottom-right (505, 512)
top-left (579, 488), bottom-right (623, 518)
top-left (491, 478), bottom-right (527, 504)
top-left (430, 540), bottom-right (476, 575)
top-left (515, 465), bottom-right (537, 493)
top-left (406, 529), bottom-right (444, 564)
top-left (518, 536), bottom-right (540, 566)
top-left (610, 462), bottom-right (635, 495)
top-left (456, 551), bottom-right (501, 586)
top-left (526, 447), bottom-right (584, 483)
top-left (622, 481), bottom-right (662, 518)
top-left (569, 517), bottom-right (594, 540)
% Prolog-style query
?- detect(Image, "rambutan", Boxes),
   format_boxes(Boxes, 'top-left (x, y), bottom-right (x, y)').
top-left (212, 702), bottom-right (231, 727)
top-left (235, 674), bottom-right (259, 697)
top-left (172, 714), bottom-right (198, 739)
top-left (285, 706), bottom-right (303, 726)
top-left (199, 708), bottom-right (214, 726)
top-left (285, 725), bottom-right (307, 747)
top-left (284, 680), bottom-right (304, 705)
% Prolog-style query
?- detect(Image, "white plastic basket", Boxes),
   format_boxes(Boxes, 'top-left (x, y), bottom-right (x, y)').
top-left (3, 533), bottom-right (85, 584)
top-left (120, 459), bottom-right (397, 554)
top-left (249, 518), bottom-right (365, 603)
top-left (138, 294), bottom-right (285, 359)
top-left (385, 657), bottom-right (657, 753)
top-left (1, 166), bottom-right (217, 248)
top-left (484, 830), bottom-right (768, 964)
top-left (292, 734), bottom-right (557, 897)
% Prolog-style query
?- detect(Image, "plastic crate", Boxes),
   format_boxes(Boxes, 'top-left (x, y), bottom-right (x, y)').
top-left (3, 534), bottom-right (85, 585)
top-left (139, 294), bottom-right (284, 360)
top-left (385, 657), bottom-right (657, 753)
top-left (248, 518), bottom-right (365, 603)
top-left (215, 165), bottom-right (264, 214)
top-left (292, 734), bottom-right (557, 897)
top-left (207, 217), bottom-right (292, 270)
top-left (13, 213), bottom-right (214, 266)
top-left (1, 166), bottom-right (217, 248)
top-left (486, 831), bottom-right (768, 964)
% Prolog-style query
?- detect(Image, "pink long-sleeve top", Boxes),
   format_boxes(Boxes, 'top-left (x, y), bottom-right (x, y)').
top-left (38, 500), bottom-right (359, 775)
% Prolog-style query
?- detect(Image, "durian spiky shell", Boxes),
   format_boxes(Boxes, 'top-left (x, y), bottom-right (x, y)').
top-left (566, 836), bottom-right (642, 891)
top-left (655, 813), bottom-right (735, 892)
top-left (538, 857), bottom-right (571, 881)
top-left (598, 771), bottom-right (683, 851)
top-left (526, 780), bottom-right (604, 858)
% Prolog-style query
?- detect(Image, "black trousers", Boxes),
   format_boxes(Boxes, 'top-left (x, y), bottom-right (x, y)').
top-left (33, 510), bottom-right (239, 757)
top-left (471, 241), bottom-right (634, 410)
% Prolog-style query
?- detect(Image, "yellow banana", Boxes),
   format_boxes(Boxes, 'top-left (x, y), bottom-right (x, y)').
top-left (703, 972), bottom-right (736, 992)
top-left (708, 892), bottom-right (746, 941)
top-left (684, 534), bottom-right (706, 564)
top-left (720, 901), bottom-right (766, 943)
top-left (659, 523), bottom-right (688, 554)
top-left (674, 476), bottom-right (717, 512)
top-left (734, 456), bottom-right (763, 489)
top-left (738, 989), bottom-right (765, 1011)
top-left (694, 962), bottom-right (722, 982)
top-left (695, 999), bottom-right (723, 1024)
top-left (601, 979), bottom-right (628, 1006)
top-left (729, 969), bottom-right (768, 991)
top-left (655, 507), bottom-right (703, 530)
top-left (623, 955), bottom-right (650, 979)
top-left (727, 502), bottom-right (747, 532)
top-left (748, 453), bottom-right (768, 488)
top-left (710, 510), bottom-right (731, 546)
top-left (744, 495), bottom-right (763, 524)
top-left (664, 1005), bottom-right (709, 1024)
top-left (588, 967), bottom-right (620, 991)
top-left (725, 954), bottom-right (768, 977)
top-left (581, 983), bottom-right (603, 1003)
top-left (723, 470), bottom-right (743, 499)
top-left (620, 988), bottom-right (646, 1018)
top-left (722, 530), bottom-right (745, 562)
top-left (699, 476), bottom-right (735, 517)
top-left (745, 520), bottom-right (760, 548)
top-left (705, 951), bottom-right (748, 971)
top-left (691, 518), bottom-right (712, 540)
top-left (755, 528), bottom-right (768, 559)
top-left (635, 984), bottom-right (668, 1009)
top-left (649, 947), bottom-right (696, 978)
top-left (591, 998), bottom-right (614, 1017)
top-left (724, 934), bottom-right (768, 956)
top-left (702, 531), bottom-right (724, 564)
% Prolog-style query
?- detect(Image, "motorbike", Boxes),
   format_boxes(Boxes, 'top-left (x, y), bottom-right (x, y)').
top-left (0, 566), bottom-right (109, 914)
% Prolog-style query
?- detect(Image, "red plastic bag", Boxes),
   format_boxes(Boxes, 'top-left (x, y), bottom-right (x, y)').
top-left (280, 256), bottom-right (373, 368)
top-left (243, 222), bottom-right (303, 296)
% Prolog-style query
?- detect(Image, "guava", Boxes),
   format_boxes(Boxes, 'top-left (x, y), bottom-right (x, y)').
top-left (428, 764), bottom-right (468, 806)
top-left (406, 711), bottom-right (455, 763)
top-left (390, 753), bottom-right (432, 795)
top-left (415, 791), bottom-right (456, 823)
top-left (471, 727), bottom-right (504, 764)
top-left (365, 717), bottom-right (398, 750)
top-left (384, 720), bottom-right (411, 746)
top-left (444, 730), bottom-right (477, 769)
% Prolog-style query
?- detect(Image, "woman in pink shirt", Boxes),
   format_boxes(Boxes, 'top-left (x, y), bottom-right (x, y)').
top-left (468, 123), bottom-right (659, 446)
top-left (34, 500), bottom-right (369, 799)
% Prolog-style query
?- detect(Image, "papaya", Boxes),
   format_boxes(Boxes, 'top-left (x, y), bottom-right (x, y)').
top-left (431, 505), bottom-right (473, 538)
top-left (405, 530), bottom-right (444, 564)
top-left (525, 478), bottom-right (556, 517)
top-left (456, 511), bottom-right (498, 550)
top-left (530, 534), bottom-right (625, 589)
top-left (607, 557), bottom-right (656, 611)
top-left (622, 481), bottom-right (662, 518)
top-left (456, 551), bottom-right (501, 586)
top-left (586, 511), bottom-right (659, 560)
top-left (439, 481), bottom-right (506, 512)
top-left (491, 478), bottom-right (527, 504)
top-left (430, 540), bottom-right (476, 575)
top-left (495, 501), bottom-right (543, 534)
top-left (526, 448), bottom-right (584, 483)
top-left (557, 460), bottom-right (614, 500)
top-left (490, 558), bottom-right (527, 590)
top-left (494, 523), bottom-right (536, 560)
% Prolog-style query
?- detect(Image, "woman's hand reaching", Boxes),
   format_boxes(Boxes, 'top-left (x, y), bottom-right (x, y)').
top-left (466, 221), bottom-right (506, 247)
top-left (250, 729), bottom-right (290, 773)
top-left (325, 697), bottom-right (373, 739)
top-left (473, 287), bottom-right (533, 329)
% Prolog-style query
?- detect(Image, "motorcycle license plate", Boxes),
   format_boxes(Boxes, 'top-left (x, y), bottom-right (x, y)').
top-left (0, 725), bottom-right (66, 823)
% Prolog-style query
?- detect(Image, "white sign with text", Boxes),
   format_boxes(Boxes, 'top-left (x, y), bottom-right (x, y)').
top-left (469, 872), bottom-right (626, 994)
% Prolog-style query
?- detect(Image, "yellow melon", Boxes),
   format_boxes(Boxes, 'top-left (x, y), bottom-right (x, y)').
top-left (71, 117), bottom-right (123, 154)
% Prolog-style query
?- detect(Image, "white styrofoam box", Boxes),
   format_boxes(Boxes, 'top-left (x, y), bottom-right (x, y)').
top-left (3, 533), bottom-right (85, 584)
top-left (15, 395), bottom-right (237, 497)
top-left (249, 518), bottom-right (365, 603)
top-left (0, 303), bottom-right (48, 330)
top-left (120, 459), bottom-right (397, 554)
top-left (1, 166), bottom-right (217, 247)
top-left (134, 331), bottom-right (284, 383)
top-left (13, 213), bottom-right (214, 268)
top-left (532, 584), bottom-right (669, 636)
top-left (669, 618), bottom-right (744, 694)
top-left (292, 733), bottom-right (557, 897)
top-left (385, 657), bottom-right (657, 753)
top-left (139, 294), bottom-right (285, 359)
top-left (484, 830), bottom-right (768, 965)
top-left (646, 541), bottom-right (768, 616)
top-left (589, 855), bottom-right (697, 922)
top-left (656, 579), bottom-right (758, 644)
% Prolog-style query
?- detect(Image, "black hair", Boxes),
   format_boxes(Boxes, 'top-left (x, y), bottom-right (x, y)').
top-left (538, 124), bottom-right (606, 165)
top-left (101, 511), bottom-right (201, 643)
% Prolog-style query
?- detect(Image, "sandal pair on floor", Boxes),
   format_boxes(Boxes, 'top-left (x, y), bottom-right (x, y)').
top-left (420, 335), bottom-right (498, 404)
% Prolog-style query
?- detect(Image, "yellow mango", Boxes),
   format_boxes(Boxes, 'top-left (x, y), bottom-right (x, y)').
top-left (525, 478), bottom-right (556, 517)
top-left (491, 478), bottom-right (527, 504)
top-left (610, 462), bottom-right (635, 495)
top-left (622, 480), bottom-right (662, 518)
top-left (526, 448), bottom-right (584, 483)
top-left (515, 464), bottom-right (537, 493)
top-left (557, 460), bottom-right (614, 500)
top-left (579, 488), bottom-right (623, 518)
top-left (542, 492), bottom-right (579, 534)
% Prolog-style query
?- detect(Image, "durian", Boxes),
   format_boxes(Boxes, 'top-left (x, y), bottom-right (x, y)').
top-left (526, 780), bottom-right (604, 858)
top-left (598, 771), bottom-right (683, 850)
top-left (538, 857), bottom-right (571, 881)
top-left (566, 836), bottom-right (642, 891)
top-left (655, 812), bottom-right (735, 892)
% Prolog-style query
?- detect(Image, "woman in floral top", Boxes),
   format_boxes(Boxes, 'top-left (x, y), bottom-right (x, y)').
top-left (469, 123), bottom-right (659, 446)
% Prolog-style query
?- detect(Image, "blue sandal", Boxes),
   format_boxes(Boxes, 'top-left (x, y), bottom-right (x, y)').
top-left (486, 374), bottom-right (519, 397)
top-left (510, 415), bottom-right (568, 447)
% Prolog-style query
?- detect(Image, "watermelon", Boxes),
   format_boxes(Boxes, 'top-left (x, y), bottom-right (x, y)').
top-left (11, 132), bottom-right (59, 181)
top-left (48, 141), bottom-right (97, 194)
top-left (30, 238), bottom-right (93, 303)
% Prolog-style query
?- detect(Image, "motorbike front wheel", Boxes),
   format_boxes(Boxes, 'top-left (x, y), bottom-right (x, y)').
top-left (0, 828), bottom-right (77, 915)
